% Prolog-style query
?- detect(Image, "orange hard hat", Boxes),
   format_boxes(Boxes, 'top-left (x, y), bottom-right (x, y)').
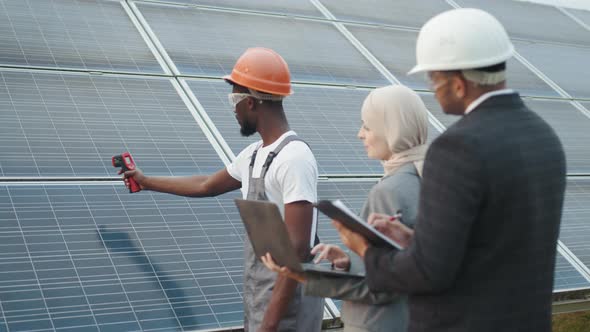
top-left (223, 47), bottom-right (293, 96)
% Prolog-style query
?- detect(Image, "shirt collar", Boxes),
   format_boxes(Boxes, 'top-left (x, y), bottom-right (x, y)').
top-left (464, 89), bottom-right (515, 115)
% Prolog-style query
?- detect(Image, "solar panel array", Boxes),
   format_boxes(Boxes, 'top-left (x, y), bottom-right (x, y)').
top-left (1, 0), bottom-right (589, 331)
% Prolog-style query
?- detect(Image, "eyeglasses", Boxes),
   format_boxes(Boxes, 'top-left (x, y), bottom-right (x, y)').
top-left (425, 73), bottom-right (451, 92)
top-left (227, 93), bottom-right (253, 108)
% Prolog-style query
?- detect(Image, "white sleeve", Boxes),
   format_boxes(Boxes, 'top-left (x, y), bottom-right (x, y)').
top-left (226, 143), bottom-right (257, 182)
top-left (274, 144), bottom-right (318, 204)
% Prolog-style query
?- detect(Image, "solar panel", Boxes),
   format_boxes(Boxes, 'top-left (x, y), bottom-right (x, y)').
top-left (186, 79), bottom-right (442, 175)
top-left (0, 0), bottom-right (164, 74)
top-left (0, 180), bottom-right (375, 331)
top-left (316, 180), bottom-right (376, 245)
top-left (318, 0), bottom-right (452, 28)
top-left (136, 2), bottom-right (388, 87)
top-left (454, 0), bottom-right (590, 47)
top-left (344, 24), bottom-right (560, 98)
top-left (0, 184), bottom-right (244, 331)
top-left (522, 99), bottom-right (590, 174)
top-left (514, 40), bottom-right (590, 99)
top-left (560, 179), bottom-right (590, 271)
top-left (554, 251), bottom-right (590, 291)
top-left (0, 70), bottom-right (225, 177)
top-left (152, 0), bottom-right (323, 18)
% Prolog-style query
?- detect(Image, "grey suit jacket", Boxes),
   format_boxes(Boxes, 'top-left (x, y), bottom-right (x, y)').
top-left (364, 93), bottom-right (566, 332)
top-left (305, 163), bottom-right (421, 332)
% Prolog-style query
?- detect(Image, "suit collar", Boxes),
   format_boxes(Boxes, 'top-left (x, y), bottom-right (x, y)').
top-left (467, 91), bottom-right (523, 114)
top-left (465, 89), bottom-right (515, 114)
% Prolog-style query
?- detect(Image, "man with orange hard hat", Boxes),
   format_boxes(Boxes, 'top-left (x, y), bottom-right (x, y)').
top-left (121, 47), bottom-right (324, 331)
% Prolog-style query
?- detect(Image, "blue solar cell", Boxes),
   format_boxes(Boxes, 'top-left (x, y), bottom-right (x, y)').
top-left (0, 0), bottom-right (164, 73)
top-left (0, 181), bottom-right (369, 331)
top-left (0, 70), bottom-right (225, 177)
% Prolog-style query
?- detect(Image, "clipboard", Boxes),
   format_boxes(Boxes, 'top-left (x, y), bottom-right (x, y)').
top-left (315, 199), bottom-right (403, 250)
top-left (234, 199), bottom-right (365, 278)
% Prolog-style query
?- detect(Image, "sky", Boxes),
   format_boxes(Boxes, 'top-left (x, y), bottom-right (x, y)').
top-left (517, 0), bottom-right (590, 11)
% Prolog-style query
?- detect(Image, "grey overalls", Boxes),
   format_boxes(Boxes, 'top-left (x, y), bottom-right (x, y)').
top-left (243, 135), bottom-right (324, 332)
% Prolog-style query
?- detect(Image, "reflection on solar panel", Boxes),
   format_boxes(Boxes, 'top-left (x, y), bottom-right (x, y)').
top-left (554, 251), bottom-right (590, 291)
top-left (0, 180), bottom-right (373, 331)
top-left (136, 2), bottom-right (388, 86)
top-left (523, 99), bottom-right (590, 173)
top-left (0, 0), bottom-right (164, 73)
top-left (0, 70), bottom-right (224, 177)
top-left (454, 0), bottom-right (590, 46)
top-left (561, 179), bottom-right (590, 271)
top-left (318, 0), bottom-right (452, 28)
top-left (514, 40), bottom-right (590, 99)
top-left (156, 0), bottom-right (323, 18)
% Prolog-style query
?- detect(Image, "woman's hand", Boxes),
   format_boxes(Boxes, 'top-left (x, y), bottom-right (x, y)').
top-left (260, 253), bottom-right (307, 283)
top-left (311, 243), bottom-right (350, 270)
top-left (368, 213), bottom-right (414, 248)
top-left (332, 220), bottom-right (370, 258)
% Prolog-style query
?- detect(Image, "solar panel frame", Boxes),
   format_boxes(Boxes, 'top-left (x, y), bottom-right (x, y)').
top-left (0, 69), bottom-right (227, 177)
top-left (134, 2), bottom-right (389, 87)
top-left (0, 0), bottom-right (166, 74)
top-left (144, 0), bottom-right (324, 18)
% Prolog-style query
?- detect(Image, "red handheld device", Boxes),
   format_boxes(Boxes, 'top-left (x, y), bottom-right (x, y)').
top-left (112, 152), bottom-right (141, 193)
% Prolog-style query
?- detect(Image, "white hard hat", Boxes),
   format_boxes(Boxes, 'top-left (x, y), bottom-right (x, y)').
top-left (408, 8), bottom-right (514, 75)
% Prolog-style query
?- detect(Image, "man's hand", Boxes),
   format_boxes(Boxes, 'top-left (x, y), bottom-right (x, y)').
top-left (311, 243), bottom-right (350, 270)
top-left (261, 253), bottom-right (307, 283)
top-left (368, 213), bottom-right (414, 248)
top-left (120, 168), bottom-right (147, 191)
top-left (332, 220), bottom-right (370, 258)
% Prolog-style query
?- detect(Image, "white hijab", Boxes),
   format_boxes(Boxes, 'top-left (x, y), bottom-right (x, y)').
top-left (361, 85), bottom-right (429, 177)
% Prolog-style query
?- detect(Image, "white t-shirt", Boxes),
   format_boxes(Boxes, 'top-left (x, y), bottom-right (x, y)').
top-left (227, 131), bottom-right (319, 245)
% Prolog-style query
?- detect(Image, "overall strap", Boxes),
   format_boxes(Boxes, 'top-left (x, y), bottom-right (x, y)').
top-left (259, 135), bottom-right (309, 178)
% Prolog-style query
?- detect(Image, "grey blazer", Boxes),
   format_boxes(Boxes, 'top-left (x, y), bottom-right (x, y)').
top-left (305, 163), bottom-right (421, 332)
top-left (364, 93), bottom-right (566, 332)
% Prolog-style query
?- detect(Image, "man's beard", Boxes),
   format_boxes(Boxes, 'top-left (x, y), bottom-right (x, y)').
top-left (240, 122), bottom-right (257, 137)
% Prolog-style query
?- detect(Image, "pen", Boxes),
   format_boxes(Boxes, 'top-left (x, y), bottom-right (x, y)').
top-left (389, 212), bottom-right (403, 222)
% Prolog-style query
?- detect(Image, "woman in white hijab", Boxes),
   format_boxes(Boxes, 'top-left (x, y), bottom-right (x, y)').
top-left (262, 85), bottom-right (430, 332)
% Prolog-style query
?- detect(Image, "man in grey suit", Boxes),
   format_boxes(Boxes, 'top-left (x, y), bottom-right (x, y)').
top-left (333, 8), bottom-right (566, 332)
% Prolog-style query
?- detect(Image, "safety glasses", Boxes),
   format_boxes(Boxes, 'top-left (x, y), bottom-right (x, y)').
top-left (227, 93), bottom-right (253, 108)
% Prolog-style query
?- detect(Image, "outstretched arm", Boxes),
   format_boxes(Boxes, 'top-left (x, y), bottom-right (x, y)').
top-left (122, 167), bottom-right (241, 197)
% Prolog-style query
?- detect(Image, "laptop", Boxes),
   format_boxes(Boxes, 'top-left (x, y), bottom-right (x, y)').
top-left (234, 199), bottom-right (365, 278)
